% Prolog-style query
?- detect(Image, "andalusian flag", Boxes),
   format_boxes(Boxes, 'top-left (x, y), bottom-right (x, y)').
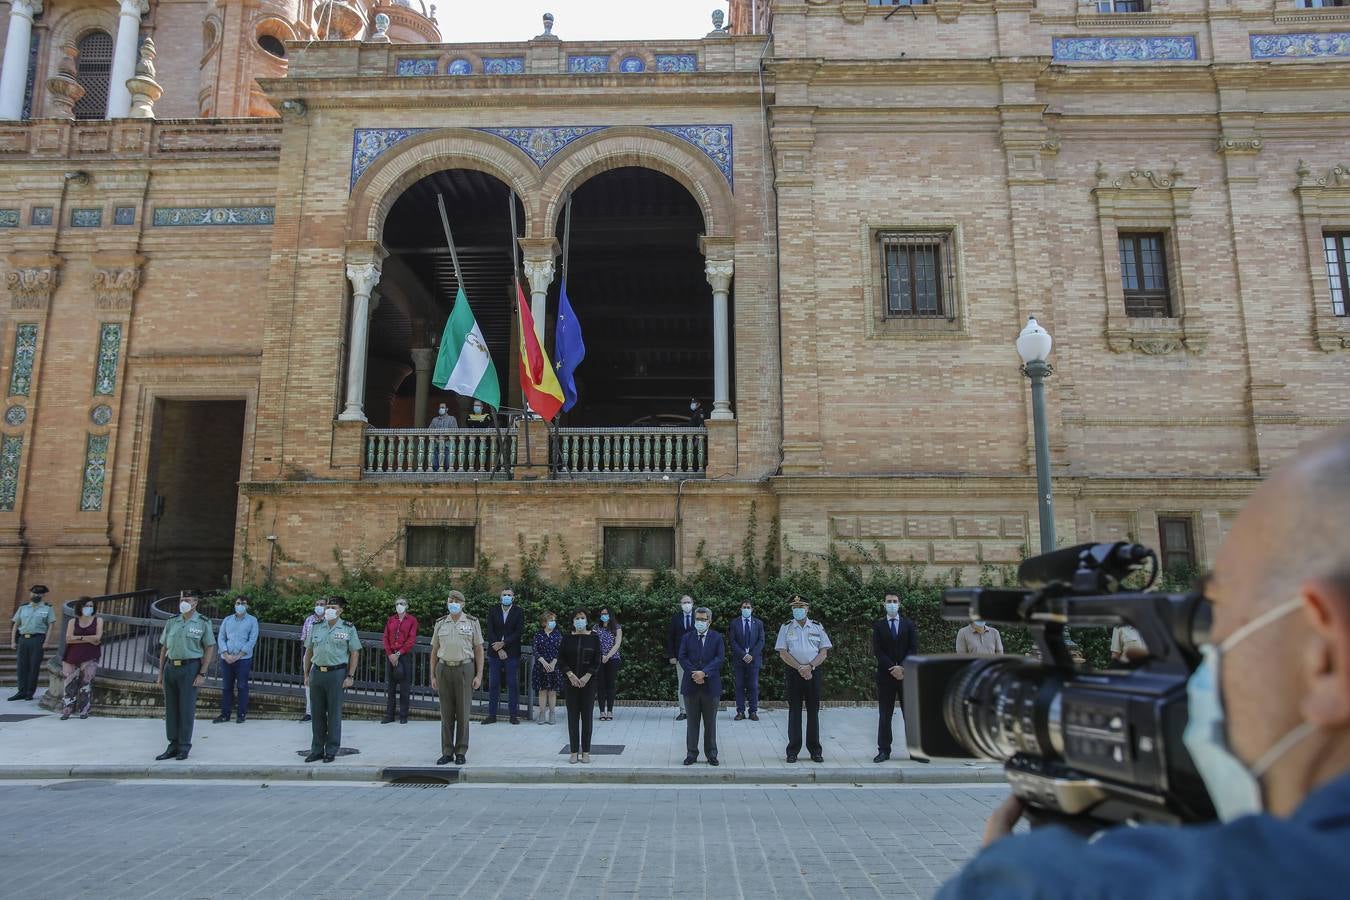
top-left (433, 286), bottom-right (501, 408)
top-left (516, 282), bottom-right (564, 421)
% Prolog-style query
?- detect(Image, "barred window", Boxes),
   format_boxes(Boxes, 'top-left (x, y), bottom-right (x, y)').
top-left (405, 525), bottom-right (475, 567)
top-left (1095, 0), bottom-right (1149, 11)
top-left (1157, 516), bottom-right (1196, 574)
top-left (880, 232), bottom-right (954, 319)
top-left (73, 31), bottom-right (114, 121)
top-left (603, 527), bottom-right (675, 569)
top-left (1325, 232), bottom-right (1349, 317)
top-left (1118, 232), bottom-right (1173, 317)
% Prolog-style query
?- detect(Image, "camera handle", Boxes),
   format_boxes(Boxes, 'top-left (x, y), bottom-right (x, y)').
top-left (1023, 805), bottom-right (1113, 839)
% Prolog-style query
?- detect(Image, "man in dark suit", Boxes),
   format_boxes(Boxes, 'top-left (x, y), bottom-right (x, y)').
top-left (679, 607), bottom-right (725, 766)
top-left (728, 599), bottom-right (765, 720)
top-left (873, 591), bottom-right (918, 763)
top-left (665, 594), bottom-right (697, 721)
top-left (484, 586), bottom-right (524, 724)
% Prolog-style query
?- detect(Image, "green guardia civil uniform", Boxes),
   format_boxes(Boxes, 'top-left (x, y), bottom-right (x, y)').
top-left (306, 618), bottom-right (363, 757)
top-left (159, 613), bottom-right (215, 750)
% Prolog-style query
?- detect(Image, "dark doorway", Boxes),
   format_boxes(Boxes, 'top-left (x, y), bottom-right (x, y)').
top-left (137, 400), bottom-right (246, 594)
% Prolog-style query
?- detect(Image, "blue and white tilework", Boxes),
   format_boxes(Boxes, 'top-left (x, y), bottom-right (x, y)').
top-left (114, 206), bottom-right (135, 226)
top-left (1051, 36), bottom-right (1197, 62)
top-left (0, 209), bottom-right (17, 228)
top-left (653, 125), bottom-right (733, 187)
top-left (0, 435), bottom-right (22, 512)
top-left (94, 324), bottom-right (122, 396)
top-left (482, 57), bottom-right (525, 75)
top-left (79, 434), bottom-right (109, 512)
top-left (350, 128), bottom-right (435, 189)
top-left (1250, 32), bottom-right (1350, 60)
top-left (476, 126), bottom-right (607, 168)
top-left (151, 206), bottom-right (275, 226)
top-left (396, 58), bottom-right (438, 76)
top-left (70, 207), bottom-right (102, 227)
top-left (7, 325), bottom-right (37, 397)
top-left (569, 55), bottom-right (610, 73)
top-left (619, 56), bottom-right (646, 73)
top-left (654, 54), bottom-right (698, 72)
top-left (448, 58), bottom-right (473, 75)
top-left (30, 207), bottom-right (52, 226)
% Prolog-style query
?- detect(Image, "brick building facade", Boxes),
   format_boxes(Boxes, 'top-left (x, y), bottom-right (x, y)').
top-left (1, 0), bottom-right (1347, 617)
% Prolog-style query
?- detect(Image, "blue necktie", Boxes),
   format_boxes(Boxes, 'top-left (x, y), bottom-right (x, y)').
top-left (891, 619), bottom-right (898, 640)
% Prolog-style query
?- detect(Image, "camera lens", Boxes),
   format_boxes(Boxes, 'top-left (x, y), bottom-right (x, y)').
top-left (942, 657), bottom-right (1062, 761)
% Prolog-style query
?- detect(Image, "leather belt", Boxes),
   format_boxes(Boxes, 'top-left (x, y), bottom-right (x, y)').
top-left (170, 659), bottom-right (198, 667)
top-left (21, 633), bottom-right (36, 639)
top-left (317, 664), bottom-right (347, 673)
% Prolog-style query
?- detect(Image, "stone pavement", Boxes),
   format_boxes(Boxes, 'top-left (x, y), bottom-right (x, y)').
top-left (0, 780), bottom-right (1010, 899)
top-left (0, 696), bottom-right (1005, 784)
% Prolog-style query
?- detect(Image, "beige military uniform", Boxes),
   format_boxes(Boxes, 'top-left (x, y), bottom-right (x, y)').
top-left (432, 613), bottom-right (483, 757)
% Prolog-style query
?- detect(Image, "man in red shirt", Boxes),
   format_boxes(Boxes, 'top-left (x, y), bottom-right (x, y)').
top-left (382, 597), bottom-right (419, 724)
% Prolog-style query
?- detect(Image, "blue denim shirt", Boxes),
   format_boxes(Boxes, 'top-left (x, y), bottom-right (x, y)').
top-left (939, 772), bottom-right (1350, 900)
top-left (218, 613), bottom-right (259, 660)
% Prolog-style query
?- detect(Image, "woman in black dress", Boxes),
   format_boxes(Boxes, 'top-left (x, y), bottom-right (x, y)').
top-left (559, 609), bottom-right (602, 764)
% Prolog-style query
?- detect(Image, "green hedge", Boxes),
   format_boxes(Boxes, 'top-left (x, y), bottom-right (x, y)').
top-left (233, 528), bottom-right (1193, 702)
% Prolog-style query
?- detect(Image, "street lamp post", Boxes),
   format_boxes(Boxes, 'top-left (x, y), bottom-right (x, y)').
top-left (1017, 316), bottom-right (1055, 555)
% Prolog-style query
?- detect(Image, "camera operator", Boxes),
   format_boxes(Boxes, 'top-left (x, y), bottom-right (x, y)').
top-left (939, 429), bottom-right (1350, 899)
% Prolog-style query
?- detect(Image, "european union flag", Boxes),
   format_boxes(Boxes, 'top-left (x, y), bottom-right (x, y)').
top-left (555, 279), bottom-right (586, 413)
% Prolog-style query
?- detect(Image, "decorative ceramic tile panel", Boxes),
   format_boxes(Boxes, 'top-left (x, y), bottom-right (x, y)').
top-left (351, 128), bottom-right (434, 189)
top-left (79, 433), bottom-right (109, 512)
top-left (93, 323), bottom-right (122, 396)
top-left (151, 206), bottom-right (275, 226)
top-left (482, 57), bottom-right (525, 75)
top-left (568, 55), bottom-right (610, 73)
top-left (7, 324), bottom-right (37, 397)
top-left (448, 58), bottom-right (473, 75)
top-left (70, 207), bottom-right (103, 227)
top-left (619, 56), bottom-right (646, 73)
top-left (30, 207), bottom-right (52, 226)
top-left (114, 206), bottom-right (135, 225)
top-left (1051, 36), bottom-right (1198, 62)
top-left (653, 125), bottom-right (734, 187)
top-left (0, 209), bottom-right (17, 228)
top-left (1250, 32), bottom-right (1350, 60)
top-left (476, 126), bottom-right (607, 168)
top-left (396, 58), bottom-right (438, 76)
top-left (654, 54), bottom-right (698, 72)
top-left (90, 404), bottom-right (112, 426)
top-left (3, 405), bottom-right (25, 426)
top-left (0, 434), bottom-right (21, 512)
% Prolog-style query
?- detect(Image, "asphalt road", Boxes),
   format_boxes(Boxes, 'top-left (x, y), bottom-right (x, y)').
top-left (0, 781), bottom-right (1005, 899)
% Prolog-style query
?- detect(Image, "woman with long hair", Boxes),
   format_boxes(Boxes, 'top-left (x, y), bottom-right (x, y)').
top-left (60, 597), bottom-right (102, 720)
top-left (559, 609), bottom-right (601, 763)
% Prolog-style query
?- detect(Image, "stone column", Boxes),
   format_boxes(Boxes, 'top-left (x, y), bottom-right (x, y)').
top-left (519, 238), bottom-right (560, 345)
top-left (44, 41), bottom-right (84, 119)
top-left (409, 347), bottom-right (434, 428)
top-left (702, 254), bottom-right (735, 421)
top-left (106, 0), bottom-right (148, 119)
top-left (339, 261), bottom-right (382, 423)
top-left (0, 0), bottom-right (42, 121)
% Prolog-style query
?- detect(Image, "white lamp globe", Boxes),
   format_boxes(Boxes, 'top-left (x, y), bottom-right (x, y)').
top-left (1016, 316), bottom-right (1053, 365)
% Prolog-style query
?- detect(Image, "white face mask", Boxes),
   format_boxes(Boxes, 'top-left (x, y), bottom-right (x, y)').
top-left (690, 402), bottom-right (698, 411)
top-left (314, 605), bottom-right (326, 617)
top-left (396, 603), bottom-right (407, 613)
top-left (438, 407), bottom-right (447, 415)
top-left (82, 606), bottom-right (94, 617)
top-left (681, 602), bottom-right (693, 613)
top-left (473, 404), bottom-right (483, 413)
top-left (324, 608), bottom-right (339, 621)
top-left (179, 601), bottom-right (193, 615)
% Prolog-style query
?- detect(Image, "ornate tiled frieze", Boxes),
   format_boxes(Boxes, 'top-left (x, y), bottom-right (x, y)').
top-left (0, 209), bottom-right (17, 228)
top-left (151, 206), bottom-right (275, 226)
top-left (654, 54), bottom-right (698, 72)
top-left (1250, 32), bottom-right (1350, 60)
top-left (482, 57), bottom-right (525, 75)
top-left (653, 125), bottom-right (734, 187)
top-left (448, 59), bottom-right (473, 75)
top-left (0, 434), bottom-right (22, 512)
top-left (30, 207), bottom-right (52, 226)
top-left (568, 55), bottom-right (610, 73)
top-left (93, 324), bottom-right (122, 396)
top-left (477, 126), bottom-right (607, 167)
top-left (79, 433), bottom-right (109, 512)
top-left (619, 56), bottom-right (646, 73)
top-left (6, 256), bottom-right (61, 310)
top-left (351, 127), bottom-right (433, 188)
top-left (396, 57), bottom-right (438, 76)
top-left (6, 323), bottom-right (37, 394)
top-left (4, 405), bottom-right (25, 426)
top-left (114, 206), bottom-right (136, 225)
top-left (90, 404), bottom-right (112, 426)
top-left (70, 207), bottom-right (103, 227)
top-left (1052, 36), bottom-right (1198, 62)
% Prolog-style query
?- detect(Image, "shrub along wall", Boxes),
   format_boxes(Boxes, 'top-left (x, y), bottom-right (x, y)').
top-left (234, 531), bottom-right (1194, 703)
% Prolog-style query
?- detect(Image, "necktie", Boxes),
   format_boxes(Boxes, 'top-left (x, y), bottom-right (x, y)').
top-left (891, 619), bottom-right (897, 640)
top-left (685, 614), bottom-right (690, 630)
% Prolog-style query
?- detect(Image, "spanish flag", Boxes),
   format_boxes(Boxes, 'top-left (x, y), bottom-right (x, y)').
top-left (516, 282), bottom-right (565, 421)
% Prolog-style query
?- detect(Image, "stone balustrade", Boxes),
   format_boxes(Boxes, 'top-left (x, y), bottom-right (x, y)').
top-left (364, 428), bottom-right (513, 479)
top-left (554, 426), bottom-right (707, 478)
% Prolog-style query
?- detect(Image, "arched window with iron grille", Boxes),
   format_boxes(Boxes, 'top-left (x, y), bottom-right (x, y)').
top-left (73, 30), bottom-right (114, 120)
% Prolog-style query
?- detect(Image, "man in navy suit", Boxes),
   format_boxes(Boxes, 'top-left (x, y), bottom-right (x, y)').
top-left (729, 599), bottom-right (765, 720)
top-left (484, 586), bottom-right (524, 724)
top-left (872, 591), bottom-right (918, 763)
top-left (665, 594), bottom-right (697, 720)
top-left (679, 607), bottom-right (725, 766)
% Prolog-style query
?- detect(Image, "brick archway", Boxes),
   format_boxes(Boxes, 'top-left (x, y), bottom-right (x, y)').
top-left (537, 127), bottom-right (736, 241)
top-left (346, 129), bottom-right (542, 244)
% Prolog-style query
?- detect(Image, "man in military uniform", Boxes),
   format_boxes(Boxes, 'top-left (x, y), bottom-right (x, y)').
top-left (9, 585), bottom-right (54, 701)
top-left (155, 590), bottom-right (216, 760)
top-left (303, 596), bottom-right (362, 763)
top-left (430, 590), bottom-right (484, 765)
top-left (774, 596), bottom-right (832, 763)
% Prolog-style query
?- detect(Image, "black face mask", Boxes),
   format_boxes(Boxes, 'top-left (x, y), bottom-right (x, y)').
top-left (30, 596), bottom-right (41, 603)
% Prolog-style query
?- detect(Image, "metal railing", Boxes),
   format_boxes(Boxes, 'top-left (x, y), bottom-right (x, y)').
top-left (60, 592), bottom-right (535, 716)
top-left (364, 428), bottom-right (514, 479)
top-left (553, 426), bottom-right (707, 477)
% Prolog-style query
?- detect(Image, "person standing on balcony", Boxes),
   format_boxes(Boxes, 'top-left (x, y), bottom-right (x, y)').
top-left (729, 599), bottom-right (765, 721)
top-left (532, 612), bottom-right (562, 725)
top-left (214, 595), bottom-right (258, 724)
top-left (484, 587), bottom-right (523, 724)
top-left (594, 608), bottom-right (623, 721)
top-left (302, 596), bottom-right (361, 763)
top-left (429, 402), bottom-right (458, 471)
top-left (298, 601), bottom-right (325, 723)
top-left (382, 597), bottom-right (418, 724)
top-left (431, 590), bottom-right (483, 766)
top-left (466, 400), bottom-right (492, 428)
top-left (666, 595), bottom-right (698, 720)
top-left (155, 590), bottom-right (216, 761)
top-left (560, 610), bottom-right (601, 764)
top-left (8, 584), bottom-right (53, 702)
top-left (60, 597), bottom-right (102, 720)
top-left (689, 398), bottom-right (706, 428)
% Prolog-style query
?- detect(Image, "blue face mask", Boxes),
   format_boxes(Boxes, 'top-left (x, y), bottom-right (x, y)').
top-left (694, 620), bottom-right (709, 634)
top-left (447, 602), bottom-right (462, 614)
top-left (501, 595), bottom-right (513, 606)
top-left (545, 620), bottom-right (555, 631)
top-left (792, 608), bottom-right (807, 622)
top-left (741, 608), bottom-right (752, 619)
top-left (1183, 598), bottom-right (1314, 822)
top-left (600, 614), bottom-right (610, 624)
top-left (574, 619), bottom-right (587, 631)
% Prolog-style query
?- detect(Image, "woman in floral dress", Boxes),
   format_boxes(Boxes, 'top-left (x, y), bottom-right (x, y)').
top-left (532, 611), bottom-right (562, 724)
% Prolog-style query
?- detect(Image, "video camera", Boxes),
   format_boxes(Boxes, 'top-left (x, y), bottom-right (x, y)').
top-left (904, 541), bottom-right (1216, 830)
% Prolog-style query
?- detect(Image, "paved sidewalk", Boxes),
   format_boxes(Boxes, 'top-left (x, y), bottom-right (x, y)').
top-left (0, 696), bottom-right (1004, 784)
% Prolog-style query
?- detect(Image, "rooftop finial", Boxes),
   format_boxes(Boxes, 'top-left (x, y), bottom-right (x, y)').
top-left (712, 9), bottom-right (726, 32)
top-left (542, 12), bottom-right (554, 35)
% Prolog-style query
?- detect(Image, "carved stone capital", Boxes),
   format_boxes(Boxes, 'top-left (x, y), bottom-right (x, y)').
top-left (91, 255), bottom-right (144, 310)
top-left (10, 0), bottom-right (43, 21)
top-left (1215, 134), bottom-right (1263, 156)
top-left (6, 255), bottom-right (62, 310)
top-left (118, 0), bottom-right (149, 18)
top-left (346, 261), bottom-right (381, 298)
top-left (522, 257), bottom-right (556, 295)
top-left (409, 347), bottom-right (435, 372)
top-left (704, 258), bottom-right (734, 294)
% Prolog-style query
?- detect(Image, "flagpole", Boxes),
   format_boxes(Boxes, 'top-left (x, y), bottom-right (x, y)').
top-left (562, 193), bottom-right (572, 287)
top-left (435, 194), bottom-right (464, 290)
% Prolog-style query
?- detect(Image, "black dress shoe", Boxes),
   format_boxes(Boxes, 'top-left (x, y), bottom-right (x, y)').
top-left (304, 751), bottom-right (323, 762)
top-left (7, 693), bottom-right (24, 701)
top-left (380, 716), bottom-right (395, 724)
top-left (437, 755), bottom-right (453, 765)
top-left (683, 755), bottom-right (697, 765)
top-left (399, 718), bottom-right (408, 724)
top-left (299, 714), bottom-right (312, 722)
top-left (322, 755), bottom-right (335, 763)
top-left (675, 712), bottom-right (687, 721)
top-left (236, 717), bottom-right (246, 724)
top-left (785, 754), bottom-right (798, 763)
top-left (911, 757), bottom-right (930, 764)
top-left (155, 748), bottom-right (179, 761)
top-left (481, 716), bottom-right (497, 725)
top-left (810, 754), bottom-right (824, 763)
top-left (510, 717), bottom-right (520, 725)
top-left (175, 750), bottom-right (190, 761)
top-left (734, 712), bottom-right (745, 721)
top-left (873, 752), bottom-right (890, 764)
top-left (708, 757), bottom-right (720, 767)
top-left (212, 715), bottom-right (229, 724)
top-left (454, 754), bottom-right (466, 765)
top-left (749, 713), bottom-right (759, 721)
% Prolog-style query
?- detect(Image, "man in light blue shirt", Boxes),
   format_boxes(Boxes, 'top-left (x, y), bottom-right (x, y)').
top-left (214, 595), bottom-right (258, 724)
